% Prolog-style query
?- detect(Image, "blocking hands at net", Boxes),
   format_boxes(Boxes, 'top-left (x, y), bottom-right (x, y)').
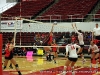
top-left (72, 23), bottom-right (86, 64)
top-left (43, 23), bottom-right (56, 62)
top-left (3, 37), bottom-right (22, 75)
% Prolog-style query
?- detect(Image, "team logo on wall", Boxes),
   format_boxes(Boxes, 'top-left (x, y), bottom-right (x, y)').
top-left (7, 22), bottom-right (14, 27)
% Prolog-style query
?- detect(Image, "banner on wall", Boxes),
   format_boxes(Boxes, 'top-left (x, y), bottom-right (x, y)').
top-left (1, 20), bottom-right (23, 29)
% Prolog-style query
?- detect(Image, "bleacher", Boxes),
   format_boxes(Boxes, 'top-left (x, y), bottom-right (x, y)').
top-left (94, 9), bottom-right (100, 21)
top-left (2, 31), bottom-right (91, 54)
top-left (1, 0), bottom-right (54, 20)
top-left (36, 0), bottom-right (98, 22)
top-left (2, 32), bottom-right (63, 45)
top-left (1, 0), bottom-right (99, 55)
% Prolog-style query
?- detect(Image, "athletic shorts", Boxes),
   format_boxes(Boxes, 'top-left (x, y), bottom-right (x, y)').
top-left (5, 52), bottom-right (13, 60)
top-left (94, 51), bottom-right (100, 54)
top-left (77, 45), bottom-right (84, 55)
top-left (5, 55), bottom-right (13, 60)
top-left (68, 57), bottom-right (78, 62)
top-left (79, 45), bottom-right (84, 48)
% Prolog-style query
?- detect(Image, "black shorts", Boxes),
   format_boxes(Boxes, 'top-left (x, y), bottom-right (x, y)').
top-left (5, 52), bottom-right (13, 60)
top-left (94, 51), bottom-right (99, 54)
top-left (79, 45), bottom-right (84, 48)
top-left (95, 36), bottom-right (100, 40)
top-left (77, 45), bottom-right (84, 55)
top-left (68, 57), bottom-right (78, 62)
top-left (5, 55), bottom-right (13, 60)
top-left (90, 51), bottom-right (100, 54)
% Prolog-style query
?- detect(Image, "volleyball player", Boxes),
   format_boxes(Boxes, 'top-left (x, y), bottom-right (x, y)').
top-left (88, 41), bottom-right (99, 68)
top-left (3, 37), bottom-right (22, 75)
top-left (51, 39), bottom-right (58, 63)
top-left (43, 24), bottom-right (55, 61)
top-left (72, 23), bottom-right (86, 64)
top-left (62, 39), bottom-right (81, 75)
top-left (3, 42), bottom-right (13, 69)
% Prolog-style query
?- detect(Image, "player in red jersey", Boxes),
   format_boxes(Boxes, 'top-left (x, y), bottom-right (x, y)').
top-left (51, 39), bottom-right (58, 63)
top-left (3, 37), bottom-right (22, 75)
top-left (3, 42), bottom-right (13, 69)
top-left (44, 23), bottom-right (56, 61)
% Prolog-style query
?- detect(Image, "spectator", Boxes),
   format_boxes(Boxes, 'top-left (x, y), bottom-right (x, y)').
top-left (92, 23), bottom-right (100, 46)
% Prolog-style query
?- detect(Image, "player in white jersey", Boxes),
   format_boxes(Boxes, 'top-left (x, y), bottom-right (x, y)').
top-left (88, 41), bottom-right (99, 67)
top-left (62, 40), bottom-right (81, 75)
top-left (72, 23), bottom-right (85, 64)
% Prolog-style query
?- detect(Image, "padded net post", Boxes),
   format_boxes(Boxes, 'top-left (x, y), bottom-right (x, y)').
top-left (0, 13), bottom-right (2, 75)
top-left (0, 34), bottom-right (2, 75)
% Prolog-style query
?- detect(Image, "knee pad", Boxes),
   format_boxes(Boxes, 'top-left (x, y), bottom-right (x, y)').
top-left (15, 64), bottom-right (19, 68)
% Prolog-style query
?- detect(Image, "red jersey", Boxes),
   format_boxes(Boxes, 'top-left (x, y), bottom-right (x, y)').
top-left (48, 35), bottom-right (53, 45)
top-left (52, 44), bottom-right (57, 52)
top-left (5, 43), bottom-right (10, 57)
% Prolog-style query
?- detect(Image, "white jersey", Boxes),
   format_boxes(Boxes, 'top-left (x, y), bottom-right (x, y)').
top-left (88, 44), bottom-right (99, 52)
top-left (74, 28), bottom-right (84, 45)
top-left (93, 27), bottom-right (100, 36)
top-left (66, 44), bottom-right (80, 58)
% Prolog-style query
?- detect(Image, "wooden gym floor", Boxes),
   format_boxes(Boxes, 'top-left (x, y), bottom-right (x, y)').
top-left (2, 56), bottom-right (100, 75)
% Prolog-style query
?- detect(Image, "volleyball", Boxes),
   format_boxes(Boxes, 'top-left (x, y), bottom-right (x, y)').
top-left (53, 21), bottom-right (57, 25)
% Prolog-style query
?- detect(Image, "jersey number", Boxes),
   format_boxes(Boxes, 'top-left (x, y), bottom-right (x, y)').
top-left (71, 45), bottom-right (75, 50)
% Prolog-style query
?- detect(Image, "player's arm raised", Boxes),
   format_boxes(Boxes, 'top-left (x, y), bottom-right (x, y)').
top-left (65, 45), bottom-right (68, 57)
top-left (72, 23), bottom-right (80, 35)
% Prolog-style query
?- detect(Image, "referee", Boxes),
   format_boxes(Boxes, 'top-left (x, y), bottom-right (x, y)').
top-left (92, 23), bottom-right (100, 46)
